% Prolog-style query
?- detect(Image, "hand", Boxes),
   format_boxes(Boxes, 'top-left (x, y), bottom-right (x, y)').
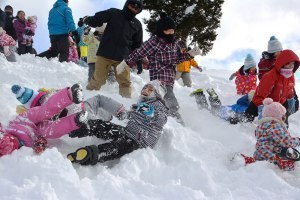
top-left (136, 60), bottom-right (143, 74)
top-left (3, 46), bottom-right (11, 56)
top-left (69, 30), bottom-right (78, 37)
top-left (93, 31), bottom-right (99, 36)
top-left (188, 46), bottom-right (201, 57)
top-left (78, 16), bottom-right (88, 27)
top-left (33, 136), bottom-right (48, 154)
top-left (116, 60), bottom-right (130, 75)
top-left (25, 29), bottom-right (33, 36)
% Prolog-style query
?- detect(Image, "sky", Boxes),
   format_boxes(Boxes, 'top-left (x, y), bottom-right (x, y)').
top-left (2, 0), bottom-right (300, 70)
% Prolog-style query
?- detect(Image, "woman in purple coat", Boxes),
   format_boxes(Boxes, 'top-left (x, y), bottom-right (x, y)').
top-left (13, 10), bottom-right (33, 54)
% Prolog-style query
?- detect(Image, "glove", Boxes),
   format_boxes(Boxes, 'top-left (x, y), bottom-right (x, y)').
top-left (229, 73), bottom-right (236, 80)
top-left (3, 46), bottom-right (11, 56)
top-left (243, 101), bottom-right (258, 122)
top-left (196, 66), bottom-right (202, 72)
top-left (16, 105), bottom-right (27, 115)
top-left (116, 60), bottom-right (130, 75)
top-left (33, 136), bottom-right (48, 154)
top-left (93, 31), bottom-right (99, 36)
top-left (136, 59), bottom-right (143, 74)
top-left (25, 29), bottom-right (34, 35)
top-left (188, 46), bottom-right (201, 57)
top-left (78, 16), bottom-right (88, 27)
top-left (83, 26), bottom-right (91, 35)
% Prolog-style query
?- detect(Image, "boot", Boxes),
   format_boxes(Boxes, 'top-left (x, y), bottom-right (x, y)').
top-left (190, 89), bottom-right (209, 110)
top-left (71, 83), bottom-right (83, 104)
top-left (75, 111), bottom-right (88, 126)
top-left (67, 145), bottom-right (99, 165)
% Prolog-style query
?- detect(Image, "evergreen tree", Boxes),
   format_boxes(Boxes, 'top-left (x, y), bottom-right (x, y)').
top-left (142, 0), bottom-right (224, 55)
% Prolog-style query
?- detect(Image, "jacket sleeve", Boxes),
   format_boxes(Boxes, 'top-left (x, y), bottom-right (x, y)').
top-left (64, 7), bottom-right (76, 32)
top-left (86, 9), bottom-right (112, 28)
top-left (252, 71), bottom-right (276, 106)
top-left (131, 25), bottom-right (143, 51)
top-left (190, 58), bottom-right (199, 67)
top-left (270, 123), bottom-right (300, 148)
top-left (125, 36), bottom-right (158, 66)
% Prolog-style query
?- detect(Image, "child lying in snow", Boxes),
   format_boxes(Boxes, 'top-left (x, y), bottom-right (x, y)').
top-left (190, 88), bottom-right (255, 123)
top-left (0, 83), bottom-right (88, 156)
top-left (231, 98), bottom-right (300, 171)
top-left (66, 80), bottom-right (169, 165)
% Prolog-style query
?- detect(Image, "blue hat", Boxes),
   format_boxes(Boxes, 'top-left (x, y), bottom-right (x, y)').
top-left (267, 36), bottom-right (283, 53)
top-left (11, 85), bottom-right (39, 108)
top-left (243, 54), bottom-right (256, 71)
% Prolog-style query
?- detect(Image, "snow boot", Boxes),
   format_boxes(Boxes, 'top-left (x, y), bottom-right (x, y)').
top-left (71, 83), bottom-right (83, 104)
top-left (67, 145), bottom-right (99, 165)
top-left (190, 89), bottom-right (209, 110)
top-left (75, 111), bottom-right (88, 127)
top-left (273, 146), bottom-right (300, 161)
top-left (206, 88), bottom-right (222, 113)
top-left (33, 136), bottom-right (48, 154)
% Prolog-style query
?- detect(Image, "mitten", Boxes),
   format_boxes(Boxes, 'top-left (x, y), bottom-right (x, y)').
top-left (116, 60), bottom-right (130, 74)
top-left (3, 46), bottom-right (11, 56)
top-left (93, 31), bottom-right (99, 36)
top-left (188, 46), bottom-right (201, 57)
top-left (136, 59), bottom-right (143, 74)
top-left (196, 66), bottom-right (202, 72)
top-left (33, 136), bottom-right (48, 154)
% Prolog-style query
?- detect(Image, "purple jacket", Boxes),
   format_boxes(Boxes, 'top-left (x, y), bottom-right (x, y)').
top-left (13, 18), bottom-right (33, 42)
top-left (125, 36), bottom-right (191, 86)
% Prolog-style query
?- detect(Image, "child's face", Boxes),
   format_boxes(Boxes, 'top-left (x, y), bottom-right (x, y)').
top-left (141, 84), bottom-right (155, 97)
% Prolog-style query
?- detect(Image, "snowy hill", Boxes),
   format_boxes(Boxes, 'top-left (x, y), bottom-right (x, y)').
top-left (0, 54), bottom-right (300, 200)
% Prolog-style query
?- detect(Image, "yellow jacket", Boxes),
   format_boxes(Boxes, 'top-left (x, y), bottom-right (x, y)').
top-left (82, 33), bottom-right (100, 64)
top-left (177, 58), bottom-right (199, 72)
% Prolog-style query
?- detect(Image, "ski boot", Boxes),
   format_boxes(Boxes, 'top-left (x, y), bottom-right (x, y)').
top-left (206, 88), bottom-right (222, 114)
top-left (190, 89), bottom-right (209, 110)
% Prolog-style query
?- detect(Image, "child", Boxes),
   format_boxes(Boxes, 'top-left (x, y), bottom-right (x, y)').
top-left (67, 36), bottom-right (79, 63)
top-left (67, 80), bottom-right (169, 165)
top-left (191, 88), bottom-right (255, 123)
top-left (231, 98), bottom-right (300, 171)
top-left (23, 15), bottom-right (37, 46)
top-left (176, 47), bottom-right (202, 87)
top-left (229, 54), bottom-right (257, 95)
top-left (0, 83), bottom-right (88, 156)
top-left (0, 27), bottom-right (17, 62)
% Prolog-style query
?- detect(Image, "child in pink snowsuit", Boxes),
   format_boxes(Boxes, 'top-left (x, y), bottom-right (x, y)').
top-left (67, 36), bottom-right (79, 63)
top-left (0, 83), bottom-right (88, 157)
top-left (0, 27), bottom-right (17, 62)
top-left (22, 15), bottom-right (37, 46)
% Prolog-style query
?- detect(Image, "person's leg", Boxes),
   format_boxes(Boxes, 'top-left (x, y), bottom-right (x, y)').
top-left (175, 71), bottom-right (182, 80)
top-left (17, 42), bottom-right (26, 55)
top-left (49, 35), bottom-right (59, 58)
top-left (163, 85), bottom-right (184, 124)
top-left (25, 45), bottom-right (32, 54)
top-left (88, 63), bottom-right (95, 81)
top-left (56, 35), bottom-right (69, 62)
top-left (114, 61), bottom-right (132, 98)
top-left (181, 72), bottom-right (192, 87)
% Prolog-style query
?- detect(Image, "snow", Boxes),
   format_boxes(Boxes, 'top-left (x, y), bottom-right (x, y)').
top-left (0, 54), bottom-right (300, 200)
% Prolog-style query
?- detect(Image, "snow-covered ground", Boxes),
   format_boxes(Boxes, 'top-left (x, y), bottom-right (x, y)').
top-left (0, 54), bottom-right (300, 200)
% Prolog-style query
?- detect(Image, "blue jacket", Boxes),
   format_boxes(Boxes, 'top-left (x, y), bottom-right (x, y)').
top-left (48, 0), bottom-right (76, 35)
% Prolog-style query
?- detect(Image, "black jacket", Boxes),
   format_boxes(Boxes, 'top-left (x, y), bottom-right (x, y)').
top-left (86, 8), bottom-right (143, 61)
top-left (0, 9), bottom-right (6, 28)
top-left (4, 12), bottom-right (17, 40)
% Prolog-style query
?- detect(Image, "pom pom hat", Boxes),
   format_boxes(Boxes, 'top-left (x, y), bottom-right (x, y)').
top-left (243, 54), bottom-right (256, 71)
top-left (267, 36), bottom-right (283, 54)
top-left (11, 85), bottom-right (39, 109)
top-left (262, 98), bottom-right (286, 120)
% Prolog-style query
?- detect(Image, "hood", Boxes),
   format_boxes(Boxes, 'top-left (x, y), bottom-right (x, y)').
top-left (274, 49), bottom-right (299, 73)
top-left (53, 0), bottom-right (67, 8)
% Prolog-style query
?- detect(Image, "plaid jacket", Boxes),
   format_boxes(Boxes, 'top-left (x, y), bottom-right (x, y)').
top-left (253, 117), bottom-right (300, 162)
top-left (125, 36), bottom-right (191, 85)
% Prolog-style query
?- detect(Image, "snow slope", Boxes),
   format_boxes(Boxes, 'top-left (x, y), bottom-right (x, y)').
top-left (0, 54), bottom-right (300, 200)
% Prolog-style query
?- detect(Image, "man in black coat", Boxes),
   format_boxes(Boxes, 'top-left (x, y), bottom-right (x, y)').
top-left (81, 0), bottom-right (143, 98)
top-left (4, 5), bottom-right (17, 41)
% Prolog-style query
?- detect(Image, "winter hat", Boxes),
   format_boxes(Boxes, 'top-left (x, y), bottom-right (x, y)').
top-left (4, 5), bottom-right (13, 12)
top-left (267, 36), bottom-right (283, 54)
top-left (247, 90), bottom-right (255, 102)
top-left (262, 98), bottom-right (286, 120)
top-left (143, 80), bottom-right (167, 99)
top-left (27, 16), bottom-right (37, 23)
top-left (156, 12), bottom-right (176, 36)
top-left (11, 85), bottom-right (39, 109)
top-left (0, 134), bottom-right (20, 156)
top-left (243, 54), bottom-right (256, 71)
top-left (124, 0), bottom-right (143, 14)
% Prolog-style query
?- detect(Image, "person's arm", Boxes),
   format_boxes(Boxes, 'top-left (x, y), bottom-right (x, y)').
top-left (64, 7), bottom-right (76, 32)
top-left (270, 123), bottom-right (300, 148)
top-left (85, 9), bottom-right (113, 28)
top-left (13, 20), bottom-right (25, 35)
top-left (229, 73), bottom-right (236, 80)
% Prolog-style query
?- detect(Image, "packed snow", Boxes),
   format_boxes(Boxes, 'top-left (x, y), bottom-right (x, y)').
top-left (0, 54), bottom-right (300, 200)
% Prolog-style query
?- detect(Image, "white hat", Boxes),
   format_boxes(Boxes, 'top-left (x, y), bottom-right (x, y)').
top-left (267, 36), bottom-right (283, 54)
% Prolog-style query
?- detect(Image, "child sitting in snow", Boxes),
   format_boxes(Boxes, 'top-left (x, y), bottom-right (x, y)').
top-left (190, 88), bottom-right (255, 123)
top-left (22, 16), bottom-right (37, 46)
top-left (0, 83), bottom-right (88, 156)
top-left (0, 27), bottom-right (17, 62)
top-left (229, 54), bottom-right (257, 95)
top-left (231, 98), bottom-right (300, 171)
top-left (66, 80), bottom-right (169, 165)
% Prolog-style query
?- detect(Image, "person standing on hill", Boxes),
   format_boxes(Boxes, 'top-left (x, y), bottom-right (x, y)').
top-left (3, 5), bottom-right (17, 41)
top-left (79, 0), bottom-right (144, 98)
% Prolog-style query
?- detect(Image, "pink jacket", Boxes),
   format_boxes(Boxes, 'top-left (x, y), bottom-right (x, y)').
top-left (5, 88), bottom-right (80, 147)
top-left (0, 30), bottom-right (16, 47)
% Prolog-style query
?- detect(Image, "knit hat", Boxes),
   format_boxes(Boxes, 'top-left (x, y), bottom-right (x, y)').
top-left (156, 12), bottom-right (176, 36)
top-left (262, 98), bottom-right (286, 120)
top-left (267, 36), bottom-right (283, 54)
top-left (4, 5), bottom-right (13, 12)
top-left (0, 134), bottom-right (20, 156)
top-left (243, 54), bottom-right (256, 71)
top-left (27, 16), bottom-right (37, 24)
top-left (143, 80), bottom-right (167, 99)
top-left (11, 85), bottom-right (39, 108)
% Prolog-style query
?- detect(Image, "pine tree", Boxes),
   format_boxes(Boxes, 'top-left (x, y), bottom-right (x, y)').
top-left (142, 0), bottom-right (224, 55)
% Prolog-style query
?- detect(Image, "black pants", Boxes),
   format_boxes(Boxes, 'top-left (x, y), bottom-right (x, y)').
top-left (18, 42), bottom-right (32, 55)
top-left (70, 119), bottom-right (139, 163)
top-left (47, 34), bottom-right (69, 62)
top-left (88, 63), bottom-right (95, 81)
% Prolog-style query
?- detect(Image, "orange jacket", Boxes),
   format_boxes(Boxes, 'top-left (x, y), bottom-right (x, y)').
top-left (252, 49), bottom-right (299, 106)
top-left (177, 58), bottom-right (198, 72)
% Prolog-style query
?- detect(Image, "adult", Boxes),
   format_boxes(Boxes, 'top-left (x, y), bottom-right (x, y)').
top-left (47, 0), bottom-right (77, 62)
top-left (0, 7), bottom-right (5, 28)
top-left (243, 49), bottom-right (299, 125)
top-left (13, 10), bottom-right (33, 55)
top-left (80, 0), bottom-right (144, 98)
top-left (4, 5), bottom-right (17, 41)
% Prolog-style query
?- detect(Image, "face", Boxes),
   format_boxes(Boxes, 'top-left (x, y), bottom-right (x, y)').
top-left (128, 3), bottom-right (140, 14)
top-left (141, 84), bottom-right (155, 97)
top-left (18, 12), bottom-right (25, 20)
top-left (5, 9), bottom-right (13, 14)
top-left (163, 29), bottom-right (175, 35)
top-left (282, 61), bottom-right (295, 69)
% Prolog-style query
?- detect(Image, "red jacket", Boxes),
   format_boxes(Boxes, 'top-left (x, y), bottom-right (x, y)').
top-left (252, 50), bottom-right (299, 106)
top-left (234, 66), bottom-right (257, 95)
top-left (258, 58), bottom-right (276, 80)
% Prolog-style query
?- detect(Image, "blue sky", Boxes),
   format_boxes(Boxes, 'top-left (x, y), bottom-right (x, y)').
top-left (2, 0), bottom-right (300, 71)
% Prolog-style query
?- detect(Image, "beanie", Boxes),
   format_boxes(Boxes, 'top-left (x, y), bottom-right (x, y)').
top-left (267, 36), bottom-right (283, 54)
top-left (262, 98), bottom-right (286, 120)
top-left (156, 13), bottom-right (176, 36)
top-left (243, 54), bottom-right (256, 71)
top-left (143, 80), bottom-right (167, 99)
top-left (11, 85), bottom-right (39, 109)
